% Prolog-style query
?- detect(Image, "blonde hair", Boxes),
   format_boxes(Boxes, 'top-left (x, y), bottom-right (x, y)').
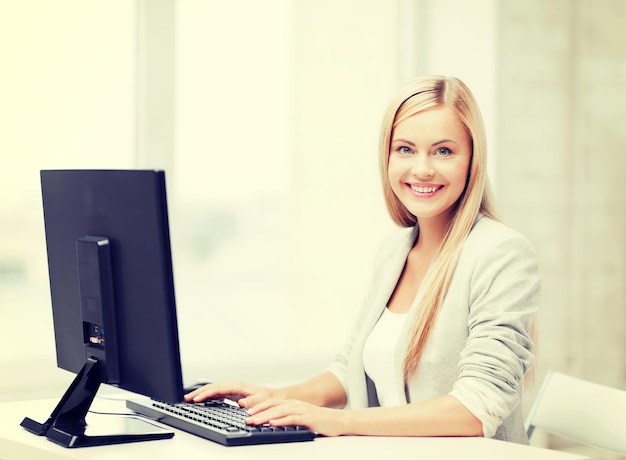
top-left (379, 76), bottom-right (500, 380)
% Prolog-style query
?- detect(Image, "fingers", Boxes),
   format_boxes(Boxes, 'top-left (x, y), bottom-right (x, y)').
top-left (246, 399), bottom-right (303, 427)
top-left (184, 381), bottom-right (250, 403)
top-left (237, 392), bottom-right (269, 409)
top-left (184, 385), bottom-right (343, 437)
top-left (243, 400), bottom-right (344, 437)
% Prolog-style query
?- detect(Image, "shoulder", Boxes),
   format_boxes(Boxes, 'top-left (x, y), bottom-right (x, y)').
top-left (456, 215), bottom-right (540, 284)
top-left (463, 215), bottom-right (536, 257)
top-left (456, 217), bottom-right (541, 303)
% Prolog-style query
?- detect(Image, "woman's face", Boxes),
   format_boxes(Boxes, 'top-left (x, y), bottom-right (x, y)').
top-left (387, 105), bottom-right (471, 226)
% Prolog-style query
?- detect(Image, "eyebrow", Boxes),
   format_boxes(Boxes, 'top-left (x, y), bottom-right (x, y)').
top-left (391, 138), bottom-right (459, 147)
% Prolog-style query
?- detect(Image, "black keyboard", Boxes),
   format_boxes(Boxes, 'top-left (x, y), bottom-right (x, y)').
top-left (126, 398), bottom-right (316, 446)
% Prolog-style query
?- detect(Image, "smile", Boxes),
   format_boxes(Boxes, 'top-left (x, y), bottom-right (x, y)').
top-left (408, 184), bottom-right (443, 194)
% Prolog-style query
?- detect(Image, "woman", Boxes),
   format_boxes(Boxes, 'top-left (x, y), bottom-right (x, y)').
top-left (186, 76), bottom-right (540, 443)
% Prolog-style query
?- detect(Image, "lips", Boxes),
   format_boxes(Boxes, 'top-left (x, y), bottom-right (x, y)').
top-left (408, 184), bottom-right (443, 194)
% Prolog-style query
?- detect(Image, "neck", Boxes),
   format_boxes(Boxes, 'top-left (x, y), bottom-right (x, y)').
top-left (414, 213), bottom-right (452, 252)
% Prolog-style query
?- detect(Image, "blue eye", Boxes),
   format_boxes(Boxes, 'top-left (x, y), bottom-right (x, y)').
top-left (435, 147), bottom-right (452, 156)
top-left (397, 146), bottom-right (413, 155)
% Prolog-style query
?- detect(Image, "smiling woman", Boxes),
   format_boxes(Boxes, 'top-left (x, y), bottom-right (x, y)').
top-left (387, 105), bottom-right (472, 224)
top-left (186, 76), bottom-right (540, 444)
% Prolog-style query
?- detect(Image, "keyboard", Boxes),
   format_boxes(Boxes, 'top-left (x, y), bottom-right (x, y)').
top-left (126, 398), bottom-right (316, 446)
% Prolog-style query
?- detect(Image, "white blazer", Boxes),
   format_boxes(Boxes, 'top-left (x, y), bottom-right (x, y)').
top-left (328, 215), bottom-right (541, 443)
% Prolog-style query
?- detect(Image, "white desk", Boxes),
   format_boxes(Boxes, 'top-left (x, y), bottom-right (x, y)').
top-left (0, 397), bottom-right (588, 460)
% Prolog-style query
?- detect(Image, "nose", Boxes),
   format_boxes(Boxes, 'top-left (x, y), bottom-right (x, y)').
top-left (410, 154), bottom-right (435, 178)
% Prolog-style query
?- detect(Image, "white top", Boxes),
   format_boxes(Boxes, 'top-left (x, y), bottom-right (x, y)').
top-left (362, 307), bottom-right (408, 407)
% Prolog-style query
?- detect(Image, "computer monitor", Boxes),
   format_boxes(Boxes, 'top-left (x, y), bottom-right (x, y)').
top-left (21, 169), bottom-right (186, 448)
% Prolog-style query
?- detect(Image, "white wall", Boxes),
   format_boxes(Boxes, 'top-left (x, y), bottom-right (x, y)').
top-left (171, 0), bottom-right (404, 382)
top-left (0, 0), bottom-right (406, 397)
top-left (0, 0), bottom-right (136, 400)
top-left (171, 0), bottom-right (299, 381)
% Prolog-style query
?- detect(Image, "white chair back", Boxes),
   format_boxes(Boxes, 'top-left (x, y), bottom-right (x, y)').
top-left (525, 371), bottom-right (626, 455)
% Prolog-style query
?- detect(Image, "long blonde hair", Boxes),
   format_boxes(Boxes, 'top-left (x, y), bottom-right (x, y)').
top-left (379, 76), bottom-right (500, 380)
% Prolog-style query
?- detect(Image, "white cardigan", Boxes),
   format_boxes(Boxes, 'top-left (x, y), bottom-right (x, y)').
top-left (327, 215), bottom-right (541, 443)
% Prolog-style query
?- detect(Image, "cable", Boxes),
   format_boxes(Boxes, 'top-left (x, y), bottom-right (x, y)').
top-left (87, 409), bottom-right (161, 422)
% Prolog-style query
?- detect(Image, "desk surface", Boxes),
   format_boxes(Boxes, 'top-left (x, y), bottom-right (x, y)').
top-left (0, 397), bottom-right (588, 460)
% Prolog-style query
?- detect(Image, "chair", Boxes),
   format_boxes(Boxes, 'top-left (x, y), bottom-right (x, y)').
top-left (525, 370), bottom-right (626, 455)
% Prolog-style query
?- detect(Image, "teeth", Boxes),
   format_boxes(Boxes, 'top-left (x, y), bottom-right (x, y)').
top-left (410, 185), bottom-right (438, 193)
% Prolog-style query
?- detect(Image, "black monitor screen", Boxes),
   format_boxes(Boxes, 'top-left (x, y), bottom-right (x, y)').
top-left (40, 169), bottom-right (184, 403)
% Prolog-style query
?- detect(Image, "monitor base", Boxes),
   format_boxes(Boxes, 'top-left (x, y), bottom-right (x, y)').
top-left (20, 358), bottom-right (174, 448)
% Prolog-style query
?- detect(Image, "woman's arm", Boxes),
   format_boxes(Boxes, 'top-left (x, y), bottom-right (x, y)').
top-left (448, 225), bottom-right (540, 438)
top-left (245, 393), bottom-right (483, 437)
top-left (185, 371), bottom-right (346, 409)
top-left (340, 395), bottom-right (482, 436)
top-left (267, 371), bottom-right (347, 409)
top-left (188, 372), bottom-right (482, 437)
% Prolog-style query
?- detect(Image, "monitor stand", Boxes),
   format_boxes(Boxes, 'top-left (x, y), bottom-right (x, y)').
top-left (20, 358), bottom-right (174, 448)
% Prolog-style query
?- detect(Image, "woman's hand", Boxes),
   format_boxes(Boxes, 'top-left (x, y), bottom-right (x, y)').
top-left (185, 372), bottom-right (346, 409)
top-left (185, 382), bottom-right (349, 436)
top-left (184, 381), bottom-right (280, 409)
top-left (246, 398), bottom-right (348, 437)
